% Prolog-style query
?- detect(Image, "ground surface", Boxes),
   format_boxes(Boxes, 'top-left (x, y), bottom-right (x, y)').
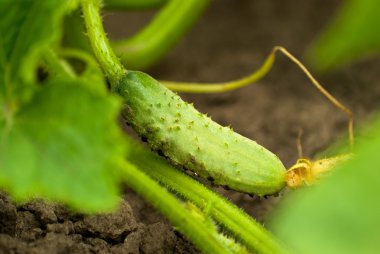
top-left (2, 0), bottom-right (380, 253)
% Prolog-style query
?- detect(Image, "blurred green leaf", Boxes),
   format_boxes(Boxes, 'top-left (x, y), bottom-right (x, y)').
top-left (0, 1), bottom-right (130, 213)
top-left (270, 118), bottom-right (380, 254)
top-left (0, 78), bottom-right (127, 212)
top-left (0, 0), bottom-right (68, 102)
top-left (309, 0), bottom-right (380, 70)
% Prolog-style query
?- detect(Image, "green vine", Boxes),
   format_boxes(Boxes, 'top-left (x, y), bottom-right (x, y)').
top-left (126, 136), bottom-right (290, 254)
top-left (113, 0), bottom-right (211, 69)
top-left (81, 0), bottom-right (125, 84)
top-left (117, 159), bottom-right (237, 254)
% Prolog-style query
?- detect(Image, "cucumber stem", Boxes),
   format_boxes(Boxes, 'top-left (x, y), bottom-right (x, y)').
top-left (162, 48), bottom-right (275, 93)
top-left (125, 136), bottom-right (290, 254)
top-left (117, 159), bottom-right (239, 254)
top-left (81, 0), bottom-right (125, 85)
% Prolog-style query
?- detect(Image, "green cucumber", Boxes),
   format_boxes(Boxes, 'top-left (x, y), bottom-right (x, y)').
top-left (115, 71), bottom-right (286, 196)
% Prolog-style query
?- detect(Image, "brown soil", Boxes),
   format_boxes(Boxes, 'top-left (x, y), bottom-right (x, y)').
top-left (2, 0), bottom-right (380, 253)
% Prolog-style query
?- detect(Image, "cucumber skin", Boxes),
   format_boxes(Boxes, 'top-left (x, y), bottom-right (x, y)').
top-left (115, 71), bottom-right (286, 196)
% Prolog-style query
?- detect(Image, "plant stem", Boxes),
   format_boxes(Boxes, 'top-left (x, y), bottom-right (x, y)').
top-left (162, 48), bottom-right (276, 93)
top-left (112, 0), bottom-right (211, 70)
top-left (81, 0), bottom-right (125, 85)
top-left (104, 0), bottom-right (167, 10)
top-left (42, 49), bottom-right (76, 78)
top-left (125, 136), bottom-right (290, 254)
top-left (117, 159), bottom-right (239, 254)
top-left (58, 48), bottom-right (99, 68)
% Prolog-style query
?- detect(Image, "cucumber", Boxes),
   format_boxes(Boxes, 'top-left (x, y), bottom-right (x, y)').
top-left (115, 71), bottom-right (287, 196)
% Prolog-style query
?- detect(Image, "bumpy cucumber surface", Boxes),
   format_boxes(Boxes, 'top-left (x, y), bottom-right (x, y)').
top-left (115, 71), bottom-right (286, 196)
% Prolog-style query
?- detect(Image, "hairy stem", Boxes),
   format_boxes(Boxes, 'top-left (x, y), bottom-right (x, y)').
top-left (81, 0), bottom-right (125, 84)
top-left (125, 136), bottom-right (290, 254)
top-left (117, 159), bottom-right (242, 254)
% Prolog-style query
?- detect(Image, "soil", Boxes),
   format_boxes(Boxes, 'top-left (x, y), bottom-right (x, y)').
top-left (2, 0), bottom-right (380, 253)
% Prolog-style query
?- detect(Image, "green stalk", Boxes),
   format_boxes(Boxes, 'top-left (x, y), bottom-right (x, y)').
top-left (81, 0), bottom-right (125, 84)
top-left (117, 159), bottom-right (234, 254)
top-left (162, 49), bottom-right (276, 93)
top-left (42, 49), bottom-right (76, 78)
top-left (112, 0), bottom-right (211, 69)
top-left (125, 136), bottom-right (290, 254)
top-left (104, 0), bottom-right (167, 10)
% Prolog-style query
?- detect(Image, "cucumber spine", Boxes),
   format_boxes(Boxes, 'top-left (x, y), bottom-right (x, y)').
top-left (115, 71), bottom-right (286, 195)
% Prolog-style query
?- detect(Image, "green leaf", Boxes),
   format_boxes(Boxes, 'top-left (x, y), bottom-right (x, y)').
top-left (0, 0), bottom-right (68, 101)
top-left (309, 0), bottom-right (380, 70)
top-left (270, 119), bottom-right (380, 254)
top-left (0, 78), bottom-right (127, 212)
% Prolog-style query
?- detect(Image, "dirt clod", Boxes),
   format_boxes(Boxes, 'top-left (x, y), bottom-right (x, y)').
top-left (120, 223), bottom-right (146, 254)
top-left (16, 211), bottom-right (43, 241)
top-left (73, 199), bottom-right (137, 242)
top-left (20, 199), bottom-right (58, 225)
top-left (140, 222), bottom-right (177, 254)
top-left (46, 221), bottom-right (75, 235)
top-left (0, 195), bottom-right (17, 236)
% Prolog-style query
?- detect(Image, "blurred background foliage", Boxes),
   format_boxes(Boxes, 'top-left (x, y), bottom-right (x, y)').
top-left (271, 0), bottom-right (380, 253)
